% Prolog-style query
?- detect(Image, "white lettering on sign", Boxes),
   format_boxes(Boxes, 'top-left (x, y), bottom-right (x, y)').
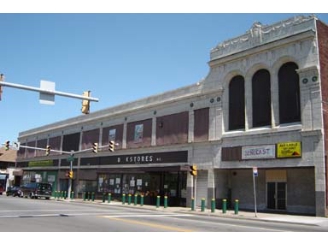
top-left (242, 145), bottom-right (275, 159)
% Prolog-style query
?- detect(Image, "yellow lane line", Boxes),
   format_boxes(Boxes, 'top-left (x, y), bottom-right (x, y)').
top-left (103, 216), bottom-right (194, 232)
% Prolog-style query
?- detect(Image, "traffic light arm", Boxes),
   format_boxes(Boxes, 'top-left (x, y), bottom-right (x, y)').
top-left (0, 80), bottom-right (99, 102)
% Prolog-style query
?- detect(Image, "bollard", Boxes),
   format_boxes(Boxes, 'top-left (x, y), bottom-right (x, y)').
top-left (55, 191), bottom-right (58, 200)
top-left (156, 196), bottom-right (160, 208)
top-left (201, 198), bottom-right (205, 212)
top-left (122, 194), bottom-right (126, 204)
top-left (60, 191), bottom-right (63, 199)
top-left (92, 192), bottom-right (95, 201)
top-left (164, 196), bottom-right (168, 208)
top-left (128, 194), bottom-right (132, 205)
top-left (102, 193), bottom-right (106, 203)
top-left (71, 191), bottom-right (74, 200)
top-left (234, 199), bottom-right (239, 214)
top-left (83, 192), bottom-right (86, 201)
top-left (191, 197), bottom-right (195, 211)
top-left (134, 194), bottom-right (138, 205)
top-left (222, 199), bottom-right (227, 213)
top-left (64, 191), bottom-right (67, 199)
top-left (107, 193), bottom-right (111, 203)
top-left (211, 198), bottom-right (215, 213)
top-left (140, 195), bottom-right (144, 206)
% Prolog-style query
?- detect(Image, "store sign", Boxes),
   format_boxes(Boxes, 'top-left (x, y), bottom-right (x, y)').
top-left (277, 142), bottom-right (301, 158)
top-left (28, 160), bottom-right (53, 167)
top-left (242, 145), bottom-right (275, 159)
top-left (96, 151), bottom-right (188, 165)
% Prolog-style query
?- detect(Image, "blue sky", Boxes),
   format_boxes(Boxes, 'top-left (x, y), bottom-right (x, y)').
top-left (0, 4), bottom-right (327, 145)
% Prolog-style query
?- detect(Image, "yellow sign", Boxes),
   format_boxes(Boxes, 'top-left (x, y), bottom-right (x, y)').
top-left (277, 142), bottom-right (301, 158)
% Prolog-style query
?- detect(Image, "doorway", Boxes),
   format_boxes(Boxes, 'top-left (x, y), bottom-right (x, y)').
top-left (267, 182), bottom-right (286, 210)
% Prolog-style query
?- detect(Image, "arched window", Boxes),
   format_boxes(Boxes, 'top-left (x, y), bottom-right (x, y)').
top-left (252, 69), bottom-right (271, 127)
top-left (229, 75), bottom-right (245, 130)
top-left (278, 62), bottom-right (300, 124)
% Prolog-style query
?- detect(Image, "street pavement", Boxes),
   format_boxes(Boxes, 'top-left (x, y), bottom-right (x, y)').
top-left (55, 197), bottom-right (328, 228)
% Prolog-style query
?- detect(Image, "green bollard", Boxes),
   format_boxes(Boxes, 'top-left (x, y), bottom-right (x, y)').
top-left (102, 193), bottom-right (106, 203)
top-left (107, 193), bottom-right (111, 203)
top-left (92, 192), bottom-right (95, 201)
top-left (64, 191), bottom-right (67, 199)
top-left (201, 198), bottom-right (205, 212)
top-left (191, 197), bottom-right (195, 211)
top-left (222, 199), bottom-right (227, 214)
top-left (128, 194), bottom-right (131, 205)
top-left (140, 195), bottom-right (144, 206)
top-left (234, 199), bottom-right (239, 214)
top-left (122, 194), bottom-right (126, 204)
top-left (134, 194), bottom-right (138, 205)
top-left (156, 196), bottom-right (160, 208)
top-left (71, 191), bottom-right (74, 199)
top-left (164, 196), bottom-right (168, 208)
top-left (211, 198), bottom-right (215, 213)
top-left (83, 192), bottom-right (86, 201)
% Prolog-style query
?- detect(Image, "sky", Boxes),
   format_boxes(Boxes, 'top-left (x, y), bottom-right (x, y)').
top-left (0, 1), bottom-right (327, 147)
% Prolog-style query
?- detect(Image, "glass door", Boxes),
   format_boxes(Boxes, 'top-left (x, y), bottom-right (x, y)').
top-left (267, 182), bottom-right (286, 210)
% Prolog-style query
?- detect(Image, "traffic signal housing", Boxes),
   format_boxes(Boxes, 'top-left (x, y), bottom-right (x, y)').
top-left (69, 171), bottom-right (73, 179)
top-left (81, 91), bottom-right (90, 114)
top-left (4, 140), bottom-right (10, 151)
top-left (92, 142), bottom-right (98, 153)
top-left (45, 145), bottom-right (51, 156)
top-left (190, 164), bottom-right (197, 176)
top-left (109, 140), bottom-right (115, 152)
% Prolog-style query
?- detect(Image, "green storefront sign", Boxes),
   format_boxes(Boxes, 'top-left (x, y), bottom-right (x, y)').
top-left (28, 160), bottom-right (54, 167)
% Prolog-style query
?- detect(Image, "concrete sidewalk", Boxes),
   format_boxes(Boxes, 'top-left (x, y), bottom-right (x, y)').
top-left (57, 197), bottom-right (328, 227)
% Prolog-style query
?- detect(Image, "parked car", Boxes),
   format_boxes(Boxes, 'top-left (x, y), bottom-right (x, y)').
top-left (6, 186), bottom-right (20, 197)
top-left (18, 182), bottom-right (52, 199)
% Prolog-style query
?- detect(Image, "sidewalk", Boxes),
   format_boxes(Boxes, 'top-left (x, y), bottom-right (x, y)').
top-left (57, 197), bottom-right (328, 227)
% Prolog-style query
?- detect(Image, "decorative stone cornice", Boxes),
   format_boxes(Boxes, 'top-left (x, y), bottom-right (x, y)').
top-left (210, 15), bottom-right (317, 61)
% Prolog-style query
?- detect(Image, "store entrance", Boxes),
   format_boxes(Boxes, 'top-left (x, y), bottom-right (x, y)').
top-left (267, 182), bottom-right (287, 210)
top-left (98, 170), bottom-right (187, 207)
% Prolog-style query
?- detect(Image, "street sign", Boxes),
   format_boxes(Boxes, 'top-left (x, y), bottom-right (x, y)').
top-left (253, 167), bottom-right (258, 177)
top-left (67, 156), bottom-right (75, 162)
top-left (39, 80), bottom-right (55, 105)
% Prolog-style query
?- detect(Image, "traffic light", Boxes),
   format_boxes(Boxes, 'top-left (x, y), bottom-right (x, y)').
top-left (190, 164), bottom-right (197, 176)
top-left (45, 145), bottom-right (51, 156)
top-left (81, 91), bottom-right (90, 114)
top-left (69, 171), bottom-right (73, 179)
top-left (92, 142), bottom-right (98, 153)
top-left (4, 140), bottom-right (10, 151)
top-left (109, 140), bottom-right (115, 152)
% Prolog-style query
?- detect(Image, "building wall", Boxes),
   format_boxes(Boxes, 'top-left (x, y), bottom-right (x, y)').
top-left (16, 15), bottom-right (327, 216)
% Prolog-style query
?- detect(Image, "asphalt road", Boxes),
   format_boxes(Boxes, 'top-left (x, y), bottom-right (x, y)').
top-left (1, 195), bottom-right (328, 233)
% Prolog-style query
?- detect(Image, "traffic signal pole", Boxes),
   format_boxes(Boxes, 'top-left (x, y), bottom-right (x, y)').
top-left (67, 151), bottom-right (74, 200)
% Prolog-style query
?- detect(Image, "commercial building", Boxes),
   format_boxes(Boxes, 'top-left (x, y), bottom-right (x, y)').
top-left (16, 15), bottom-right (328, 216)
